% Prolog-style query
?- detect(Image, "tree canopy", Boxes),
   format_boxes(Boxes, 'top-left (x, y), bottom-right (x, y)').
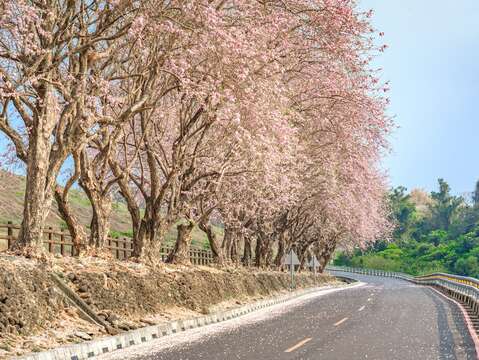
top-left (336, 178), bottom-right (479, 278)
top-left (0, 0), bottom-right (392, 268)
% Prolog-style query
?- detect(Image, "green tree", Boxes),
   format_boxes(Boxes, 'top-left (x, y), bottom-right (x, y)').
top-left (423, 230), bottom-right (448, 246)
top-left (454, 256), bottom-right (479, 277)
top-left (334, 179), bottom-right (479, 278)
top-left (429, 179), bottom-right (463, 231)
top-left (473, 179), bottom-right (479, 206)
top-left (389, 186), bottom-right (416, 239)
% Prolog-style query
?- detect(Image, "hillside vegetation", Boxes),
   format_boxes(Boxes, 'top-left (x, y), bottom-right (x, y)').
top-left (0, 171), bottom-right (217, 249)
top-left (335, 179), bottom-right (479, 277)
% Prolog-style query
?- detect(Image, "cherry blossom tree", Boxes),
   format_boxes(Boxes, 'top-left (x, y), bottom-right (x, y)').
top-left (0, 0), bottom-right (393, 264)
top-left (0, 0), bottom-right (147, 250)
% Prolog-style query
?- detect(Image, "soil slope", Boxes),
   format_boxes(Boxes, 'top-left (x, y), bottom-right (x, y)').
top-left (0, 255), bottom-right (336, 358)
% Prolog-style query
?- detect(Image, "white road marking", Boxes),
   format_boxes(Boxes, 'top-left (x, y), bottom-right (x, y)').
top-left (334, 317), bottom-right (349, 326)
top-left (367, 298), bottom-right (372, 302)
top-left (284, 337), bottom-right (312, 353)
top-left (358, 305), bottom-right (365, 312)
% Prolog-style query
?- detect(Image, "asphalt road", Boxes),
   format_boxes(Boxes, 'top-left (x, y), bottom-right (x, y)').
top-left (101, 273), bottom-right (478, 360)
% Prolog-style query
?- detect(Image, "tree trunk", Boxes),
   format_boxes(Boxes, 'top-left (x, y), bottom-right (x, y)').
top-left (300, 248), bottom-right (311, 271)
top-left (317, 241), bottom-right (337, 272)
top-left (298, 244), bottom-right (310, 271)
top-left (129, 211), bottom-right (141, 258)
top-left (274, 235), bottom-right (285, 268)
top-left (237, 234), bottom-right (245, 264)
top-left (83, 190), bottom-right (112, 248)
top-left (135, 215), bottom-right (151, 259)
top-left (134, 205), bottom-right (167, 262)
top-left (54, 186), bottom-right (86, 255)
top-left (199, 221), bottom-right (226, 265)
top-left (255, 236), bottom-right (269, 268)
top-left (167, 221), bottom-right (195, 264)
top-left (223, 228), bottom-right (234, 263)
top-left (15, 138), bottom-right (53, 251)
top-left (265, 243), bottom-right (275, 267)
top-left (113, 169), bottom-right (142, 258)
top-left (242, 236), bottom-right (252, 266)
top-left (14, 82), bottom-right (64, 252)
top-left (16, 173), bottom-right (52, 250)
top-left (230, 231), bottom-right (241, 264)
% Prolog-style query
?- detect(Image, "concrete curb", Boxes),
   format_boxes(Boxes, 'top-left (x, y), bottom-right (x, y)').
top-left (16, 280), bottom-right (359, 360)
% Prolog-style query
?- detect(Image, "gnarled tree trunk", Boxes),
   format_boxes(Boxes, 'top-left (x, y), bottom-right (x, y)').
top-left (167, 221), bottom-right (195, 264)
top-left (230, 231), bottom-right (241, 264)
top-left (298, 244), bottom-right (310, 271)
top-left (16, 161), bottom-right (52, 250)
top-left (88, 198), bottom-right (112, 248)
top-left (14, 113), bottom-right (66, 251)
top-left (316, 240), bottom-right (338, 272)
top-left (111, 163), bottom-right (142, 257)
top-left (134, 205), bottom-right (169, 262)
top-left (79, 148), bottom-right (113, 249)
top-left (54, 186), bottom-right (86, 255)
top-left (199, 221), bottom-right (226, 265)
top-left (274, 234), bottom-right (286, 268)
top-left (242, 235), bottom-right (252, 266)
top-left (255, 236), bottom-right (269, 268)
top-left (79, 180), bottom-right (112, 249)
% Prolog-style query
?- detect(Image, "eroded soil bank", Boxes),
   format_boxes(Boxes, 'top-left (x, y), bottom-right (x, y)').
top-left (0, 255), bottom-right (337, 358)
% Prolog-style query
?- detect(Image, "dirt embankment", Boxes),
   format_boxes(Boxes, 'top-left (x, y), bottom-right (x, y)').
top-left (0, 256), bottom-right (336, 358)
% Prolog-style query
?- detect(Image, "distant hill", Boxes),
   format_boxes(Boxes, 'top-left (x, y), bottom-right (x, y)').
top-left (0, 171), bottom-right (218, 248)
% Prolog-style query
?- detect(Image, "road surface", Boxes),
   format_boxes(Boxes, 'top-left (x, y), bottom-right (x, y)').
top-left (99, 273), bottom-right (478, 360)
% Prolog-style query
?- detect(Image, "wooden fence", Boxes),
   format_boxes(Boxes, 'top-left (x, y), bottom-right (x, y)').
top-left (0, 221), bottom-right (214, 265)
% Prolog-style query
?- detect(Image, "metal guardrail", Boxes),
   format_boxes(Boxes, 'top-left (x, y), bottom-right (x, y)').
top-left (325, 265), bottom-right (413, 281)
top-left (326, 266), bottom-right (479, 321)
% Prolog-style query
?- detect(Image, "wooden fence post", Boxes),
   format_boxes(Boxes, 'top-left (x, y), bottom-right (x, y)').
top-left (7, 221), bottom-right (13, 249)
top-left (123, 238), bottom-right (128, 260)
top-left (60, 229), bottom-right (65, 256)
top-left (47, 227), bottom-right (53, 253)
top-left (2, 221), bottom-right (214, 263)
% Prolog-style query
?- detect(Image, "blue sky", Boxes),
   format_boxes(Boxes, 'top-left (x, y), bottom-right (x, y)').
top-left (362, 0), bottom-right (479, 194)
